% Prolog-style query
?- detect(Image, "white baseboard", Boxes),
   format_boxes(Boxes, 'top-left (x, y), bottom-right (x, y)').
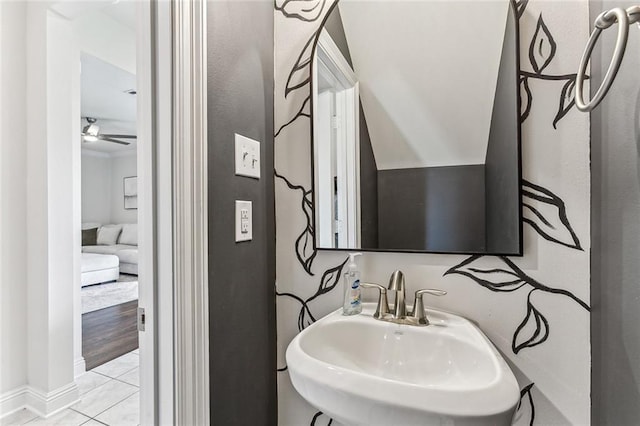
top-left (0, 382), bottom-right (79, 419)
top-left (74, 357), bottom-right (86, 378)
top-left (27, 382), bottom-right (79, 418)
top-left (0, 386), bottom-right (28, 419)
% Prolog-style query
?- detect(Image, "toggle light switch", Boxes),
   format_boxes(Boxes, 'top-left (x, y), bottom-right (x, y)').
top-left (235, 134), bottom-right (260, 179)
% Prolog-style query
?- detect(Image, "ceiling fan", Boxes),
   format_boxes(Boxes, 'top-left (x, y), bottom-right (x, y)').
top-left (81, 117), bottom-right (136, 146)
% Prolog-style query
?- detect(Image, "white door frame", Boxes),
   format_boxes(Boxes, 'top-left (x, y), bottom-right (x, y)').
top-left (171, 0), bottom-right (210, 424)
top-left (313, 30), bottom-right (361, 248)
top-left (0, 0), bottom-right (208, 422)
top-left (314, 89), bottom-right (336, 247)
top-left (137, 1), bottom-right (162, 424)
top-left (138, 1), bottom-right (210, 424)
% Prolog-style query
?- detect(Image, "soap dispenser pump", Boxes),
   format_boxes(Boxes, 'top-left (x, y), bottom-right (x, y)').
top-left (342, 253), bottom-right (363, 315)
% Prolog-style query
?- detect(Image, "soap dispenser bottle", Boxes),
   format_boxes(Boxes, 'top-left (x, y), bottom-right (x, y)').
top-left (343, 253), bottom-right (363, 315)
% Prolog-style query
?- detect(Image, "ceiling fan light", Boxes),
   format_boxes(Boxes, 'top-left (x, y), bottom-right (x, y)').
top-left (83, 135), bottom-right (98, 143)
top-left (82, 123), bottom-right (100, 137)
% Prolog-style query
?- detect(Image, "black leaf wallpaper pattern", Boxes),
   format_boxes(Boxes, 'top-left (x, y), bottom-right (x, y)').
top-left (275, 0), bottom-right (327, 22)
top-left (522, 179), bottom-right (583, 251)
top-left (513, 290), bottom-right (550, 354)
top-left (275, 171), bottom-right (317, 275)
top-left (520, 11), bottom-right (589, 130)
top-left (445, 253), bottom-right (589, 362)
top-left (275, 95), bottom-right (310, 138)
top-left (516, 0), bottom-right (530, 19)
top-left (311, 411), bottom-right (333, 426)
top-left (285, 31), bottom-right (319, 97)
top-left (276, 254), bottom-right (348, 331)
top-left (554, 77), bottom-right (578, 128)
top-left (520, 76), bottom-right (533, 122)
top-left (529, 15), bottom-right (557, 74)
top-left (444, 256), bottom-right (589, 312)
top-left (517, 383), bottom-right (537, 426)
top-left (274, 0), bottom-right (589, 424)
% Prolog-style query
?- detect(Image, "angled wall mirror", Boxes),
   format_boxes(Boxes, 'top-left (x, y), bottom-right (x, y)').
top-left (311, 0), bottom-right (522, 255)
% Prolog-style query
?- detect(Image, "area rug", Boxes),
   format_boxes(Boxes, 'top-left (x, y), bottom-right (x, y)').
top-left (82, 279), bottom-right (139, 314)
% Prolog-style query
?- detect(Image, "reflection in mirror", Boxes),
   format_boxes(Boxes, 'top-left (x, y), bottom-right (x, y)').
top-left (312, 0), bottom-right (522, 255)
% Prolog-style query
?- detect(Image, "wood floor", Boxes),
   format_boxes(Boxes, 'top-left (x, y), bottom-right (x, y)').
top-left (82, 300), bottom-right (139, 371)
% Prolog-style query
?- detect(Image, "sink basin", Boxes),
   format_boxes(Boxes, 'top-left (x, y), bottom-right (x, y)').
top-left (286, 303), bottom-right (519, 426)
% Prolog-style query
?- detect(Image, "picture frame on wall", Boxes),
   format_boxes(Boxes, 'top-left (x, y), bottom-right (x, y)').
top-left (124, 176), bottom-right (138, 210)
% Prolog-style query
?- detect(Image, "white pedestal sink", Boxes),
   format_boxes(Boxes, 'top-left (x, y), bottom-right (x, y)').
top-left (286, 303), bottom-right (519, 426)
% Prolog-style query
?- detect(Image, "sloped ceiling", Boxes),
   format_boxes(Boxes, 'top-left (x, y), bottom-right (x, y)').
top-left (81, 52), bottom-right (136, 153)
top-left (81, 53), bottom-right (136, 124)
top-left (74, 0), bottom-right (137, 154)
top-left (338, 0), bottom-right (510, 170)
top-left (102, 0), bottom-right (137, 30)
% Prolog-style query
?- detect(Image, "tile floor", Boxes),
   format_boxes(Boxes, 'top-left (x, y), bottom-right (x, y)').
top-left (1, 350), bottom-right (140, 426)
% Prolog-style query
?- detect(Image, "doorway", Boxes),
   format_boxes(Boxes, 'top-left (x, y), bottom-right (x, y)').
top-left (313, 29), bottom-right (361, 249)
top-left (0, 1), bottom-right (206, 424)
top-left (6, 1), bottom-right (158, 424)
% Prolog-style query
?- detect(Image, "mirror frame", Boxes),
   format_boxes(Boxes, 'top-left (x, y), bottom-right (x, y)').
top-left (309, 0), bottom-right (523, 256)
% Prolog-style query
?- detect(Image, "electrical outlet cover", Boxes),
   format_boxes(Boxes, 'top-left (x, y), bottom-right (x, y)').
top-left (235, 200), bottom-right (252, 242)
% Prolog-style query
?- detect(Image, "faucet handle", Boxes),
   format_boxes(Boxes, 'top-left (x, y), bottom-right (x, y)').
top-left (360, 282), bottom-right (390, 319)
top-left (411, 289), bottom-right (447, 325)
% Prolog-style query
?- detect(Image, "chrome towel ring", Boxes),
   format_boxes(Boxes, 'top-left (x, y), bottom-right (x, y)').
top-left (575, 7), bottom-right (629, 112)
top-left (629, 5), bottom-right (640, 24)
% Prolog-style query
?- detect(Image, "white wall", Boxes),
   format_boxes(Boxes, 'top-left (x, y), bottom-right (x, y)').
top-left (0, 1), bottom-right (80, 415)
top-left (81, 151), bottom-right (112, 225)
top-left (45, 7), bottom-right (79, 393)
top-left (25, 2), bottom-right (51, 395)
top-left (24, 1), bottom-right (78, 408)
top-left (110, 152), bottom-right (137, 224)
top-left (81, 150), bottom-right (137, 225)
top-left (0, 0), bottom-right (28, 397)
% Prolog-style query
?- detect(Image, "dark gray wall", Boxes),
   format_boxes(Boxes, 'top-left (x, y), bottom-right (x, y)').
top-left (377, 165), bottom-right (486, 252)
top-left (323, 6), bottom-right (353, 67)
top-left (359, 103), bottom-right (379, 248)
top-left (591, 1), bottom-right (640, 424)
top-left (485, 5), bottom-right (520, 254)
top-left (207, 2), bottom-right (276, 424)
top-left (323, 6), bottom-right (379, 247)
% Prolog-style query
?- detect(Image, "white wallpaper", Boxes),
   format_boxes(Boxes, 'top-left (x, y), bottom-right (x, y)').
top-left (274, 1), bottom-right (590, 424)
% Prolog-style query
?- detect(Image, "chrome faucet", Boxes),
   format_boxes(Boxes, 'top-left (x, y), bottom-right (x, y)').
top-left (388, 270), bottom-right (407, 318)
top-left (361, 270), bottom-right (446, 326)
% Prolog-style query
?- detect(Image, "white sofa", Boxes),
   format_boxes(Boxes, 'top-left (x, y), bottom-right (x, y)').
top-left (82, 223), bottom-right (138, 275)
top-left (81, 253), bottom-right (120, 286)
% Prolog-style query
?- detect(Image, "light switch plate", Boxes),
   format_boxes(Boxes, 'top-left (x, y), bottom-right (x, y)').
top-left (235, 134), bottom-right (260, 179)
top-left (235, 200), bottom-right (252, 242)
